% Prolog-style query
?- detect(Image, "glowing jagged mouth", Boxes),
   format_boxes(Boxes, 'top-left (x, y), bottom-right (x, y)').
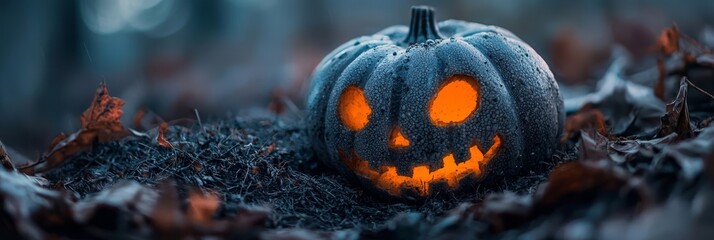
top-left (340, 135), bottom-right (502, 196)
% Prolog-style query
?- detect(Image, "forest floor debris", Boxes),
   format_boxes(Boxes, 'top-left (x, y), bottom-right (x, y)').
top-left (2, 26), bottom-right (714, 239)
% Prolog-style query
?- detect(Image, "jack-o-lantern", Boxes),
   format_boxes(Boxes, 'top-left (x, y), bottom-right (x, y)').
top-left (306, 6), bottom-right (564, 199)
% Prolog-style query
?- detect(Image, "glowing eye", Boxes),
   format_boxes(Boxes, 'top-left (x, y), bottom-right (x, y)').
top-left (338, 85), bottom-right (372, 131)
top-left (428, 75), bottom-right (479, 126)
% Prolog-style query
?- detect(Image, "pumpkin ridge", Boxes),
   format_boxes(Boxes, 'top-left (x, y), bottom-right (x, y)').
top-left (357, 46), bottom-right (407, 170)
top-left (313, 37), bottom-right (393, 75)
top-left (388, 53), bottom-right (407, 152)
top-left (457, 27), bottom-right (520, 41)
top-left (309, 41), bottom-right (391, 166)
top-left (502, 37), bottom-right (564, 140)
top-left (393, 46), bottom-right (446, 174)
top-left (461, 38), bottom-right (526, 148)
top-left (465, 35), bottom-right (559, 167)
top-left (309, 40), bottom-right (391, 107)
top-left (325, 44), bottom-right (402, 170)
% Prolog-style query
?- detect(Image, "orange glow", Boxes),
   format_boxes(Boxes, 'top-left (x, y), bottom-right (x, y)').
top-left (338, 85), bottom-right (372, 131)
top-left (341, 135), bottom-right (502, 196)
top-left (389, 127), bottom-right (411, 148)
top-left (429, 75), bottom-right (479, 126)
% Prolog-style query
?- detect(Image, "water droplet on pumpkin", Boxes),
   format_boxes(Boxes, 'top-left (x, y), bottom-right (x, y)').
top-left (354, 41), bottom-right (360, 46)
top-left (392, 52), bottom-right (397, 56)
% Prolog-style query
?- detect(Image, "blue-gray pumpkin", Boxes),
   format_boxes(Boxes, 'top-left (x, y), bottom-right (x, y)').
top-left (306, 6), bottom-right (563, 198)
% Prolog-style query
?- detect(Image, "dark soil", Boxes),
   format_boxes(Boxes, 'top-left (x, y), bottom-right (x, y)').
top-left (44, 114), bottom-right (572, 231)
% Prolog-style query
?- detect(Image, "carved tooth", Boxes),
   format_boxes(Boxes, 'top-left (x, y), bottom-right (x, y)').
top-left (341, 134), bottom-right (502, 196)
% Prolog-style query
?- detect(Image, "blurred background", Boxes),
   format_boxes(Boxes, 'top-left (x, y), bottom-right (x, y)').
top-left (1, 0), bottom-right (713, 154)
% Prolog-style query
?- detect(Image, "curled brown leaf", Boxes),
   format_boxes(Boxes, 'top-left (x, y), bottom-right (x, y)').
top-left (187, 190), bottom-right (220, 224)
top-left (0, 141), bottom-right (14, 171)
top-left (133, 107), bottom-right (147, 130)
top-left (656, 25), bottom-right (680, 55)
top-left (151, 181), bottom-right (186, 238)
top-left (0, 167), bottom-right (76, 239)
top-left (260, 143), bottom-right (277, 157)
top-left (73, 181), bottom-right (159, 233)
top-left (477, 192), bottom-right (532, 232)
top-left (655, 58), bottom-right (666, 100)
top-left (656, 77), bottom-right (694, 140)
top-left (157, 122), bottom-right (171, 148)
top-left (561, 105), bottom-right (608, 143)
top-left (80, 81), bottom-right (126, 142)
top-left (534, 161), bottom-right (652, 215)
top-left (28, 82), bottom-right (128, 174)
top-left (268, 88), bottom-right (286, 115)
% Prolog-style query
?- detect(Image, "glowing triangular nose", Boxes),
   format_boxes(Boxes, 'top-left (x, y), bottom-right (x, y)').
top-left (389, 127), bottom-right (410, 148)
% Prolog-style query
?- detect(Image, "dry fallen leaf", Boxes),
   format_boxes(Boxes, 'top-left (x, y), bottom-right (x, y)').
top-left (655, 58), bottom-right (666, 100)
top-left (0, 167), bottom-right (75, 239)
top-left (657, 77), bottom-right (694, 140)
top-left (608, 134), bottom-right (677, 164)
top-left (565, 55), bottom-right (665, 137)
top-left (187, 190), bottom-right (220, 224)
top-left (0, 141), bottom-right (14, 171)
top-left (132, 107), bottom-right (164, 131)
top-left (477, 192), bottom-right (532, 232)
top-left (35, 130), bottom-right (101, 174)
top-left (28, 82), bottom-right (128, 174)
top-left (580, 129), bottom-right (678, 164)
top-left (640, 25), bottom-right (714, 108)
top-left (46, 133), bottom-right (68, 153)
top-left (659, 125), bottom-right (714, 181)
top-left (260, 143), bottom-right (277, 157)
top-left (157, 122), bottom-right (172, 148)
top-left (268, 88), bottom-right (286, 115)
top-left (657, 25), bottom-right (680, 55)
top-left (579, 130), bottom-right (610, 161)
top-left (561, 105), bottom-right (608, 143)
top-left (73, 181), bottom-right (159, 234)
top-left (533, 160), bottom-right (652, 215)
top-left (80, 81), bottom-right (126, 142)
top-left (133, 107), bottom-right (147, 130)
top-left (149, 181), bottom-right (269, 238)
top-left (151, 181), bottom-right (186, 238)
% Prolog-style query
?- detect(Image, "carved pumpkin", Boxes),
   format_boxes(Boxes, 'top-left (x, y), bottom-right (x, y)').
top-left (306, 6), bottom-right (564, 198)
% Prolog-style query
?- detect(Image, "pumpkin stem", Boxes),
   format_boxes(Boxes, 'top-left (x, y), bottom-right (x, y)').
top-left (403, 6), bottom-right (444, 45)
